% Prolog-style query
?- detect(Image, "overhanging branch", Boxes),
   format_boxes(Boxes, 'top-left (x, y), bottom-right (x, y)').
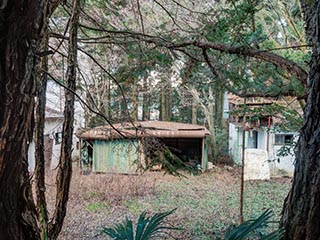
top-left (167, 41), bottom-right (308, 87)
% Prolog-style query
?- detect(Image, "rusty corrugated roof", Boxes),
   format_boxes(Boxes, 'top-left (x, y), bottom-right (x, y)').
top-left (77, 121), bottom-right (210, 140)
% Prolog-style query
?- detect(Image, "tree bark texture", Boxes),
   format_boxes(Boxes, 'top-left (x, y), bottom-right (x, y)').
top-left (34, 21), bottom-right (49, 239)
top-left (142, 76), bottom-right (150, 120)
top-left (281, 1), bottom-right (320, 239)
top-left (208, 99), bottom-right (217, 161)
top-left (47, 0), bottom-right (81, 238)
top-left (214, 86), bottom-right (224, 130)
top-left (0, 1), bottom-right (49, 239)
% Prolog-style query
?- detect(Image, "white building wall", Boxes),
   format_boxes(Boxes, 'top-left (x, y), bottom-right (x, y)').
top-left (229, 123), bottom-right (296, 177)
top-left (45, 119), bottom-right (63, 169)
top-left (28, 81), bottom-right (85, 171)
top-left (28, 118), bottom-right (63, 171)
top-left (229, 124), bottom-right (241, 163)
top-left (268, 133), bottom-right (296, 177)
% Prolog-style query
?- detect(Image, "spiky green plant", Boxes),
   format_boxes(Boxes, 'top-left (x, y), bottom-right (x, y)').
top-left (101, 209), bottom-right (179, 240)
top-left (222, 209), bottom-right (284, 240)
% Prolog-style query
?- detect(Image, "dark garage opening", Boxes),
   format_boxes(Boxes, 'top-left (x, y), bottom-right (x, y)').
top-left (162, 138), bottom-right (203, 167)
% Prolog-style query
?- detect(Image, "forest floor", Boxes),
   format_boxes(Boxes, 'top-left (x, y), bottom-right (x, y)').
top-left (44, 166), bottom-right (291, 240)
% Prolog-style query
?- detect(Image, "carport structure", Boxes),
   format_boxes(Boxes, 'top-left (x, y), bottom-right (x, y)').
top-left (77, 121), bottom-right (210, 174)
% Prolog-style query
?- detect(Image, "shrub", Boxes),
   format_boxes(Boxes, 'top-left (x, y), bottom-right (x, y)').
top-left (220, 209), bottom-right (284, 240)
top-left (101, 209), bottom-right (179, 240)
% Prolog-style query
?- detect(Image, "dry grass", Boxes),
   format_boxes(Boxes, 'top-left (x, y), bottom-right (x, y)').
top-left (41, 166), bottom-right (291, 240)
top-left (43, 168), bottom-right (160, 239)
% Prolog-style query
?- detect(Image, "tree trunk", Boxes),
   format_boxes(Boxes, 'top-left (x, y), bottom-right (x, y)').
top-left (159, 78), bottom-right (172, 121)
top-left (208, 100), bottom-right (217, 161)
top-left (47, 0), bottom-right (81, 238)
top-left (0, 1), bottom-right (49, 239)
top-left (34, 19), bottom-right (49, 240)
top-left (131, 82), bottom-right (138, 121)
top-left (142, 76), bottom-right (150, 120)
top-left (192, 96), bottom-right (197, 124)
top-left (160, 86), bottom-right (166, 121)
top-left (104, 77), bottom-right (111, 120)
top-left (281, 1), bottom-right (320, 239)
top-left (214, 86), bottom-right (224, 130)
top-left (166, 80), bottom-right (172, 121)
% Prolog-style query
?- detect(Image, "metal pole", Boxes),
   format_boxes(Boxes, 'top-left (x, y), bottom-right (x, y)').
top-left (239, 98), bottom-right (247, 224)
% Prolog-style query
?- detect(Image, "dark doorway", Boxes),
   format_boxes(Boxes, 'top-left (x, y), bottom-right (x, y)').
top-left (162, 138), bottom-right (203, 167)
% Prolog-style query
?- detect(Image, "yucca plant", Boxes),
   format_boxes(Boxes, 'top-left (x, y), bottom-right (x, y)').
top-left (101, 209), bottom-right (180, 240)
top-left (222, 209), bottom-right (284, 240)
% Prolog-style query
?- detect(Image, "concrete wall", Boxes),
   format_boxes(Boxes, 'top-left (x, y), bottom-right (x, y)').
top-left (244, 149), bottom-right (270, 180)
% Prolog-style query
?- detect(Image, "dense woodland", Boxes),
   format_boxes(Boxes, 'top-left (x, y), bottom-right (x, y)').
top-left (0, 0), bottom-right (320, 239)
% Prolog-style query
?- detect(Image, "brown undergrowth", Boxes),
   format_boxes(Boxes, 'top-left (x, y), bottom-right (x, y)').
top-left (35, 166), bottom-right (291, 239)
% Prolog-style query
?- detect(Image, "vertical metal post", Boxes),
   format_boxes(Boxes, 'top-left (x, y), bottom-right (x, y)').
top-left (240, 98), bottom-right (247, 224)
top-left (266, 116), bottom-right (271, 152)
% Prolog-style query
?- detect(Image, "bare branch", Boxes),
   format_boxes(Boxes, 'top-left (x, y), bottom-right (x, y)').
top-left (44, 71), bottom-right (127, 138)
top-left (136, 0), bottom-right (145, 34)
top-left (77, 47), bottom-right (133, 122)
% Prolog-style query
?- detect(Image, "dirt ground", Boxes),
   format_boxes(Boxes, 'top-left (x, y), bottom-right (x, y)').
top-left (42, 166), bottom-right (291, 240)
top-left (45, 168), bottom-right (166, 239)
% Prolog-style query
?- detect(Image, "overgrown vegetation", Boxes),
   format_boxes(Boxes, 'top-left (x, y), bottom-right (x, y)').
top-left (102, 209), bottom-right (283, 240)
top-left (101, 209), bottom-right (179, 240)
top-left (221, 209), bottom-right (284, 240)
top-left (55, 168), bottom-right (290, 239)
top-left (142, 138), bottom-right (199, 176)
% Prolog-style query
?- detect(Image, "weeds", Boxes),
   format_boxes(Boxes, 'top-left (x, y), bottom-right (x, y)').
top-left (49, 167), bottom-right (290, 239)
top-left (86, 202), bottom-right (109, 212)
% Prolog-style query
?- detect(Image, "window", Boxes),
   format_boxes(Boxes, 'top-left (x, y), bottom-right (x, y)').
top-left (275, 134), bottom-right (294, 145)
top-left (248, 130), bottom-right (258, 148)
top-left (55, 132), bottom-right (62, 145)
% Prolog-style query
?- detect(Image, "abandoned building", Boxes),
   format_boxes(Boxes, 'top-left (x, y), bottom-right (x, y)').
top-left (77, 121), bottom-right (210, 174)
